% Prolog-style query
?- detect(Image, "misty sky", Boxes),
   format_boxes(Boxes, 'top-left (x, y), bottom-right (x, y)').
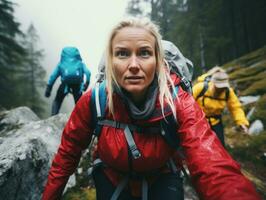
top-left (13, 0), bottom-right (129, 113)
top-left (14, 0), bottom-right (129, 83)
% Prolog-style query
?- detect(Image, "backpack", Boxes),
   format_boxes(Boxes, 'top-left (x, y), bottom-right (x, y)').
top-left (195, 75), bottom-right (230, 101)
top-left (95, 40), bottom-right (194, 93)
top-left (59, 47), bottom-right (84, 84)
top-left (161, 40), bottom-right (194, 93)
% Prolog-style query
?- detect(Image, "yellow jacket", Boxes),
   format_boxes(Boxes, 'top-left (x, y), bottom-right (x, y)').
top-left (193, 81), bottom-right (249, 126)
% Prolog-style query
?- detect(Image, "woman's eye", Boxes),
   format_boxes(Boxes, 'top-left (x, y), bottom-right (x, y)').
top-left (115, 50), bottom-right (129, 58)
top-left (140, 50), bottom-right (151, 58)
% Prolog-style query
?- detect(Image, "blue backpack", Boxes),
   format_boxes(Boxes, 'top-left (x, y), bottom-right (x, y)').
top-left (60, 47), bottom-right (84, 84)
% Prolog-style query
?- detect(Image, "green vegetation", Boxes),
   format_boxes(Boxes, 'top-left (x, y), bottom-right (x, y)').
top-left (250, 95), bottom-right (266, 127)
top-left (221, 46), bottom-right (266, 198)
top-left (63, 187), bottom-right (96, 200)
top-left (222, 46), bottom-right (266, 96)
top-left (226, 131), bottom-right (266, 198)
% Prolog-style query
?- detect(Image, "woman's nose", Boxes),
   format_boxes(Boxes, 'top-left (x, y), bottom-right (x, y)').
top-left (128, 55), bottom-right (140, 72)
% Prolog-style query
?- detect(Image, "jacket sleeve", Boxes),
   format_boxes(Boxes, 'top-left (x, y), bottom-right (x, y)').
top-left (82, 63), bottom-right (91, 85)
top-left (227, 88), bottom-right (249, 126)
top-left (47, 63), bottom-right (61, 87)
top-left (42, 91), bottom-right (94, 200)
top-left (176, 88), bottom-right (260, 200)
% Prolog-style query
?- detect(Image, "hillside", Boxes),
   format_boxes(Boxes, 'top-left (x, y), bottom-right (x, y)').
top-left (222, 46), bottom-right (266, 198)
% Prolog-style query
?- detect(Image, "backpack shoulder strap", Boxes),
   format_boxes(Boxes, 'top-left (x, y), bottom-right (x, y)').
top-left (195, 76), bottom-right (210, 100)
top-left (160, 85), bottom-right (180, 150)
top-left (225, 87), bottom-right (230, 101)
top-left (91, 81), bottom-right (107, 136)
top-left (161, 114), bottom-right (180, 150)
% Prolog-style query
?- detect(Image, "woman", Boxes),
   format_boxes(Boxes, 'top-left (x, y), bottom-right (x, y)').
top-left (42, 18), bottom-right (260, 200)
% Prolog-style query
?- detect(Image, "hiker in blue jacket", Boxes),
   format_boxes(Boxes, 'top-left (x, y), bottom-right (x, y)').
top-left (44, 47), bottom-right (91, 115)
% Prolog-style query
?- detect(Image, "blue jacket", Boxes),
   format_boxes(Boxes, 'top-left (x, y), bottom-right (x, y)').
top-left (47, 47), bottom-right (91, 88)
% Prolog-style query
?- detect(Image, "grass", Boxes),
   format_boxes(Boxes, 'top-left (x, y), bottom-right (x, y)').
top-left (229, 61), bottom-right (266, 80)
top-left (242, 79), bottom-right (266, 96)
top-left (225, 130), bottom-right (266, 198)
top-left (249, 94), bottom-right (266, 126)
top-left (223, 46), bottom-right (266, 69)
top-left (63, 187), bottom-right (96, 200)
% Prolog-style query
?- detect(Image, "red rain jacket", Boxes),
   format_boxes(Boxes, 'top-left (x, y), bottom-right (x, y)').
top-left (42, 78), bottom-right (261, 200)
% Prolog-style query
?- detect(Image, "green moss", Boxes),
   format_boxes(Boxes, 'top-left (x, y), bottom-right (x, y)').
top-left (229, 61), bottom-right (266, 80)
top-left (226, 131), bottom-right (266, 198)
top-left (236, 71), bottom-right (266, 84)
top-left (250, 94), bottom-right (266, 127)
top-left (227, 131), bottom-right (266, 173)
top-left (224, 46), bottom-right (266, 69)
top-left (63, 187), bottom-right (96, 200)
top-left (242, 79), bottom-right (266, 96)
top-left (61, 148), bottom-right (97, 200)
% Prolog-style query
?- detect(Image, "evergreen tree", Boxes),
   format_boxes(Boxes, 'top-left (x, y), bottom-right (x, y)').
top-left (19, 24), bottom-right (46, 116)
top-left (0, 0), bottom-right (25, 108)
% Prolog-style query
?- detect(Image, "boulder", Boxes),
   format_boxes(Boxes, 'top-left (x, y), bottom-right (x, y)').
top-left (0, 107), bottom-right (68, 200)
top-left (249, 120), bottom-right (264, 135)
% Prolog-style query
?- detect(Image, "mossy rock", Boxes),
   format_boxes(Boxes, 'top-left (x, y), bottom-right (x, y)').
top-left (242, 79), bottom-right (266, 96)
top-left (229, 61), bottom-right (266, 81)
top-left (236, 71), bottom-right (266, 85)
top-left (224, 46), bottom-right (266, 69)
top-left (249, 94), bottom-right (266, 127)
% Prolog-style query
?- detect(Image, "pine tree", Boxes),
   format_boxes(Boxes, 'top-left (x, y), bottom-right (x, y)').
top-left (19, 24), bottom-right (46, 116)
top-left (0, 0), bottom-right (25, 108)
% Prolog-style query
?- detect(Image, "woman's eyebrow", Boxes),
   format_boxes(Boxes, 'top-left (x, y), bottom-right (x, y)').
top-left (141, 46), bottom-right (153, 49)
top-left (139, 43), bottom-right (154, 48)
top-left (113, 46), bottom-right (128, 50)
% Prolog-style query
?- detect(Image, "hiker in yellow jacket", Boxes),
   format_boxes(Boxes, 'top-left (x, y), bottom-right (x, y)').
top-left (193, 68), bottom-right (249, 146)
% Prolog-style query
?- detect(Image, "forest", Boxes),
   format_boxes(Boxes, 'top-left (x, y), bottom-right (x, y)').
top-left (1, 0), bottom-right (266, 117)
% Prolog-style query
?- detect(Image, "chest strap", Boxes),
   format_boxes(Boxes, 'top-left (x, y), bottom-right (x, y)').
top-left (98, 119), bottom-right (144, 159)
top-left (98, 119), bottom-right (161, 133)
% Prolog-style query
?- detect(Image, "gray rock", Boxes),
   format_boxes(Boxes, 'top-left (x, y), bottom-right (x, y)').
top-left (249, 120), bottom-right (264, 135)
top-left (246, 107), bottom-right (256, 120)
top-left (239, 95), bottom-right (260, 106)
top-left (0, 107), bottom-right (68, 200)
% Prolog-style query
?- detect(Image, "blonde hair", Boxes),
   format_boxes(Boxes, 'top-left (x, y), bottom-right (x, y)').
top-left (105, 18), bottom-right (176, 119)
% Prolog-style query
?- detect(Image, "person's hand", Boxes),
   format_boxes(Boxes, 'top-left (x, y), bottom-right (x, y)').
top-left (239, 124), bottom-right (249, 134)
top-left (45, 85), bottom-right (52, 97)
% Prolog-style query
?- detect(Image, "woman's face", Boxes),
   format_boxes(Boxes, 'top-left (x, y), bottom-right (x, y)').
top-left (111, 27), bottom-right (157, 102)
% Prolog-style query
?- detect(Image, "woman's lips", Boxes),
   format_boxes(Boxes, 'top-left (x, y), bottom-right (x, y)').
top-left (126, 76), bottom-right (143, 79)
top-left (125, 76), bottom-right (143, 83)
